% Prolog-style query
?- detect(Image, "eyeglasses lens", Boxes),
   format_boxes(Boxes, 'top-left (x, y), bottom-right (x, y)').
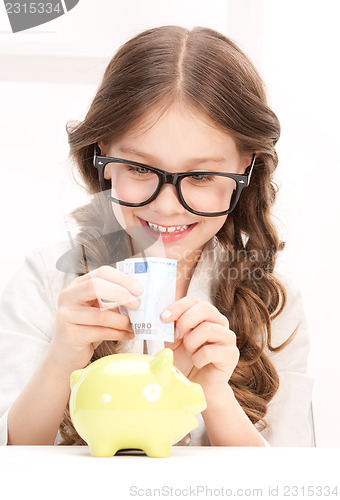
top-left (180, 174), bottom-right (237, 214)
top-left (103, 162), bottom-right (237, 214)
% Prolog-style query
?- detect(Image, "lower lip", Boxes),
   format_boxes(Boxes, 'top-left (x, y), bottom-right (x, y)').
top-left (137, 217), bottom-right (197, 242)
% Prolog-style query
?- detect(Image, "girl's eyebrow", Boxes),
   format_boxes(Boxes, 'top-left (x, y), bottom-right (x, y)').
top-left (118, 145), bottom-right (227, 167)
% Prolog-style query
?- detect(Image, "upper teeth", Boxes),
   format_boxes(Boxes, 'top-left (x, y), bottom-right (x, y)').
top-left (147, 221), bottom-right (189, 233)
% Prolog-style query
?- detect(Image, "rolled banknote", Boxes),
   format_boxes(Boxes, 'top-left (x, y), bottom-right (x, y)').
top-left (116, 257), bottom-right (177, 342)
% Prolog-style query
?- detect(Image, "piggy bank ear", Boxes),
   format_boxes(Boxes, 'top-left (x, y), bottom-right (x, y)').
top-left (150, 348), bottom-right (173, 387)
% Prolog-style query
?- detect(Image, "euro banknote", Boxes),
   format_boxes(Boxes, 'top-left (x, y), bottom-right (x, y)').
top-left (116, 257), bottom-right (177, 342)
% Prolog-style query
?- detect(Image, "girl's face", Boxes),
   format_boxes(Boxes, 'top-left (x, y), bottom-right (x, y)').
top-left (99, 104), bottom-right (251, 266)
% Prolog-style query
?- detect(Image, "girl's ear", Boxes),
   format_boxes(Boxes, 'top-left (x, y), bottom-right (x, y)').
top-left (98, 141), bottom-right (113, 156)
top-left (98, 142), bottom-right (106, 155)
top-left (240, 153), bottom-right (256, 174)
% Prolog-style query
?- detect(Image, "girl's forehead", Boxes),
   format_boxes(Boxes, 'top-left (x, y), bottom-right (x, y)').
top-left (110, 103), bottom-right (238, 154)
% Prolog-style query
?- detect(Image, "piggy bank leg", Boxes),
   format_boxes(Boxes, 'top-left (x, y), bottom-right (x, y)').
top-left (143, 441), bottom-right (171, 458)
top-left (89, 441), bottom-right (118, 457)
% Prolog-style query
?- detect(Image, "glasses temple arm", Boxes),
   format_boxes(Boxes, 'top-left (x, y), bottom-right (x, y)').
top-left (93, 143), bottom-right (102, 167)
top-left (244, 153), bottom-right (256, 185)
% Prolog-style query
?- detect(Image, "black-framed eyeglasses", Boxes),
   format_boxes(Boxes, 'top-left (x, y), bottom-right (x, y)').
top-left (93, 145), bottom-right (256, 217)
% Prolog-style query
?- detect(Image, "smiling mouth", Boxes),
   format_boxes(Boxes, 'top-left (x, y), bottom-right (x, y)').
top-left (138, 217), bottom-right (196, 234)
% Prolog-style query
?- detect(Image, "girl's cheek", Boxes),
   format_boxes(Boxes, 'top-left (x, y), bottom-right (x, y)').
top-left (111, 203), bottom-right (128, 229)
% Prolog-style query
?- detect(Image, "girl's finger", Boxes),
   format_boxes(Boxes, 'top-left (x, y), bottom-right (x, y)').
top-left (172, 302), bottom-right (229, 338)
top-left (60, 278), bottom-right (141, 308)
top-left (191, 343), bottom-right (239, 371)
top-left (60, 305), bottom-right (134, 332)
top-left (183, 323), bottom-right (235, 355)
top-left (74, 324), bottom-right (135, 345)
top-left (160, 296), bottom-right (199, 321)
top-left (72, 265), bottom-right (144, 296)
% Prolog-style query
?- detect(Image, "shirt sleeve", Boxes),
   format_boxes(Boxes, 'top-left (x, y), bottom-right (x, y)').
top-left (0, 248), bottom-right (64, 445)
top-left (259, 277), bottom-right (314, 446)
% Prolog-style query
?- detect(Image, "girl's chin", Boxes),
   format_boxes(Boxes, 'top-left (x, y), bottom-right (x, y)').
top-left (141, 242), bottom-right (183, 260)
top-left (142, 240), bottom-right (204, 264)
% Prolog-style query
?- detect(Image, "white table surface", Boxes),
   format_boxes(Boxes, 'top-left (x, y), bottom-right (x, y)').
top-left (1, 446), bottom-right (339, 500)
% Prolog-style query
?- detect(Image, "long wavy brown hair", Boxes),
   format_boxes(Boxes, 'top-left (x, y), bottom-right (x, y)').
top-left (59, 26), bottom-right (295, 445)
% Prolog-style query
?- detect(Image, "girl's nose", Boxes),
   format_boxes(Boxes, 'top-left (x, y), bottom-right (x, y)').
top-left (148, 184), bottom-right (186, 215)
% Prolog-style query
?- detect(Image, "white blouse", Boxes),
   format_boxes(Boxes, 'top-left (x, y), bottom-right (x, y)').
top-left (0, 239), bottom-right (314, 447)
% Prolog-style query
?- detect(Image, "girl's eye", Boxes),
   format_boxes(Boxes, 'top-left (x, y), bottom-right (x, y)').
top-left (127, 166), bottom-right (150, 175)
top-left (190, 173), bottom-right (214, 182)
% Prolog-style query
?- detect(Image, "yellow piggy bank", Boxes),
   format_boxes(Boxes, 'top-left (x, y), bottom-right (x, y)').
top-left (69, 348), bottom-right (206, 457)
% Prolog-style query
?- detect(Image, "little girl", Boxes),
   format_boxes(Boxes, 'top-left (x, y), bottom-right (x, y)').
top-left (0, 26), bottom-right (314, 447)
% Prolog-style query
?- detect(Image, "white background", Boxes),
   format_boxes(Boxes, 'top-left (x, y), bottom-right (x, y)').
top-left (0, 0), bottom-right (339, 447)
top-left (1, 446), bottom-right (339, 500)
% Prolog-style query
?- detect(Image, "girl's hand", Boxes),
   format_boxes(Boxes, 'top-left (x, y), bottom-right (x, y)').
top-left (46, 266), bottom-right (144, 378)
top-left (161, 297), bottom-right (239, 402)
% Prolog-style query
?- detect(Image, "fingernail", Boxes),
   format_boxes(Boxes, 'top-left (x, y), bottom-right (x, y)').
top-left (128, 297), bottom-right (140, 307)
top-left (175, 328), bottom-right (179, 338)
top-left (161, 309), bottom-right (172, 319)
top-left (132, 282), bottom-right (144, 295)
